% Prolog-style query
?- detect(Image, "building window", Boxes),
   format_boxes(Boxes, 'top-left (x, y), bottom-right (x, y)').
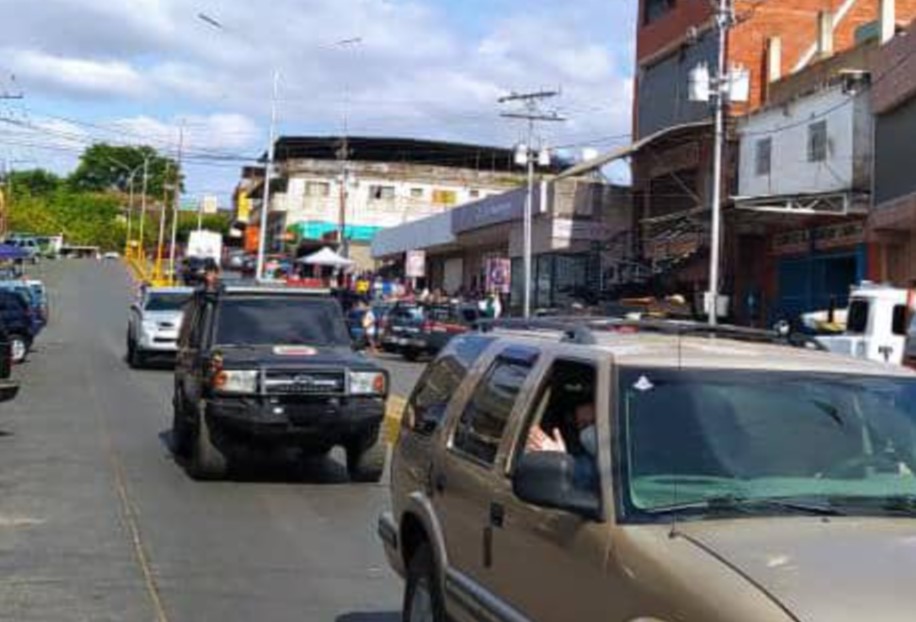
top-left (369, 185), bottom-right (396, 200)
top-left (410, 187), bottom-right (425, 199)
top-left (432, 189), bottom-right (457, 205)
top-left (807, 120), bottom-right (828, 162)
top-left (305, 181), bottom-right (330, 197)
top-left (755, 138), bottom-right (772, 176)
top-left (643, 0), bottom-right (675, 25)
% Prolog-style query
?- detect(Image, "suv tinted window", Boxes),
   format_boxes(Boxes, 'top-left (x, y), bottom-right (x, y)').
top-left (893, 305), bottom-right (908, 337)
top-left (406, 335), bottom-right (494, 435)
top-left (452, 349), bottom-right (538, 465)
top-left (215, 296), bottom-right (350, 347)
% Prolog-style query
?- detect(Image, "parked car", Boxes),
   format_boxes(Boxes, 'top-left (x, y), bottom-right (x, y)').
top-left (0, 281), bottom-right (46, 337)
top-left (0, 290), bottom-right (37, 363)
top-left (7, 238), bottom-right (41, 264)
top-left (384, 302), bottom-right (480, 361)
top-left (380, 319), bottom-right (916, 622)
top-left (126, 287), bottom-right (192, 368)
top-left (171, 284), bottom-right (389, 480)
top-left (224, 250), bottom-right (247, 271)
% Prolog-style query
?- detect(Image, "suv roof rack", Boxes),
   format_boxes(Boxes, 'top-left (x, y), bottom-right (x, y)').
top-left (476, 317), bottom-right (826, 351)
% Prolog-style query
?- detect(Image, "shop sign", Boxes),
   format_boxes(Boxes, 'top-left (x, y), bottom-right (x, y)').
top-left (772, 222), bottom-right (865, 255)
top-left (452, 188), bottom-right (529, 233)
top-left (406, 250), bottom-right (426, 278)
top-left (552, 218), bottom-right (610, 242)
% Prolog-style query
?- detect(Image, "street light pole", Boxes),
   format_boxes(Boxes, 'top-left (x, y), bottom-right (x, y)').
top-left (707, 0), bottom-right (731, 327)
top-left (169, 123), bottom-right (185, 286)
top-left (256, 69), bottom-right (279, 281)
top-left (154, 163), bottom-right (171, 283)
top-left (125, 172), bottom-right (136, 258)
top-left (138, 157), bottom-right (150, 263)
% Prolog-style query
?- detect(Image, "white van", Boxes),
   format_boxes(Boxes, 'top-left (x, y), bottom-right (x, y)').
top-left (817, 283), bottom-right (911, 365)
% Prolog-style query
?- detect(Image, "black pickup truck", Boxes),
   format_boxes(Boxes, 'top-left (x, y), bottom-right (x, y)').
top-left (171, 283), bottom-right (388, 481)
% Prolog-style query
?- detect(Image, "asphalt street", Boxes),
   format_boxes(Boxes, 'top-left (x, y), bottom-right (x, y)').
top-left (0, 259), bottom-right (424, 622)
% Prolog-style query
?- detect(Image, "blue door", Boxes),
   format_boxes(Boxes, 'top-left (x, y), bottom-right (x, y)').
top-left (776, 247), bottom-right (865, 321)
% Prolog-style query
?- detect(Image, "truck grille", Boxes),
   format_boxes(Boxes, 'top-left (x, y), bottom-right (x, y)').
top-left (263, 370), bottom-right (346, 395)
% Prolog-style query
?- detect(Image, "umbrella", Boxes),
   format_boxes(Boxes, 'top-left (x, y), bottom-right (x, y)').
top-left (0, 244), bottom-right (29, 260)
top-left (296, 247), bottom-right (355, 268)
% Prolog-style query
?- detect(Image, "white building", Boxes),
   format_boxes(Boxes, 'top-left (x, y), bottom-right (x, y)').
top-left (247, 137), bottom-right (534, 269)
top-left (736, 82), bottom-right (873, 214)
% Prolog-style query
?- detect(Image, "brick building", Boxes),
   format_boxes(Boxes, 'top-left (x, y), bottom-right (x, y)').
top-left (631, 0), bottom-right (915, 320)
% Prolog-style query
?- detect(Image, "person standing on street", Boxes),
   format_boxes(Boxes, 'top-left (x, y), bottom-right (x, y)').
top-left (362, 303), bottom-right (378, 354)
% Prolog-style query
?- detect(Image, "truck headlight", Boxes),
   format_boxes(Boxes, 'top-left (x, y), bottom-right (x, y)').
top-left (213, 369), bottom-right (258, 394)
top-left (349, 371), bottom-right (387, 396)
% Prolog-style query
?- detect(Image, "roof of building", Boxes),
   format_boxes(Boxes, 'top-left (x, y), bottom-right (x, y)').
top-left (269, 135), bottom-right (567, 173)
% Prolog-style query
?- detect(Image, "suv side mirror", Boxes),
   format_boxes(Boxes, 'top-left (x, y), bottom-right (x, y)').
top-left (513, 451), bottom-right (602, 521)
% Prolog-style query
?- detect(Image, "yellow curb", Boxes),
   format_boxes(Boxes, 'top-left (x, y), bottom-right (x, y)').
top-left (384, 395), bottom-right (406, 444)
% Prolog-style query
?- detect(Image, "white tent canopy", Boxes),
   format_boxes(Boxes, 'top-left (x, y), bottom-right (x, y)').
top-left (296, 247), bottom-right (355, 268)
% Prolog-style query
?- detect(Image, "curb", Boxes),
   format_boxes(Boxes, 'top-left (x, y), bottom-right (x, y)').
top-left (383, 395), bottom-right (406, 444)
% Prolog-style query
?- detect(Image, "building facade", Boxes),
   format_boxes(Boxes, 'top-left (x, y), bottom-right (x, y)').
top-left (631, 0), bottom-right (915, 323)
top-left (373, 178), bottom-right (632, 312)
top-left (242, 137), bottom-right (532, 270)
top-left (868, 17), bottom-right (916, 284)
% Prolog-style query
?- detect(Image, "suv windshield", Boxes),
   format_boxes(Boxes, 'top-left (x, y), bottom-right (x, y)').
top-left (616, 368), bottom-right (916, 521)
top-left (216, 296), bottom-right (350, 347)
top-left (145, 293), bottom-right (191, 312)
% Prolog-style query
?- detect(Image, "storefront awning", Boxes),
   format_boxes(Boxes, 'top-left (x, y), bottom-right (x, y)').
top-left (553, 120), bottom-right (712, 180)
top-left (733, 190), bottom-right (870, 216)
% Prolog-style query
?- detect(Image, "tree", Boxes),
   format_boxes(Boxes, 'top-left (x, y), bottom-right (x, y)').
top-left (9, 169), bottom-right (62, 197)
top-left (68, 144), bottom-right (181, 198)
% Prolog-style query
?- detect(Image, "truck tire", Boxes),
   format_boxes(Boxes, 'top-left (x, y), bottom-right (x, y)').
top-left (346, 432), bottom-right (386, 483)
top-left (188, 411), bottom-right (228, 480)
top-left (402, 348), bottom-right (419, 362)
top-left (403, 543), bottom-right (445, 622)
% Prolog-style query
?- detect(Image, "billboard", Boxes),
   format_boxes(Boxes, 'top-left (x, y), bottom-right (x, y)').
top-left (236, 195), bottom-right (252, 223)
top-left (485, 258), bottom-right (511, 295)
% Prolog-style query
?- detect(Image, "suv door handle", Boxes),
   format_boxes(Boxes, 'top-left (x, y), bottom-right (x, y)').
top-left (490, 502), bottom-right (505, 528)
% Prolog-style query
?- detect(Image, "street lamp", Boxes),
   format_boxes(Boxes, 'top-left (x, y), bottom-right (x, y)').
top-left (514, 143), bottom-right (552, 319)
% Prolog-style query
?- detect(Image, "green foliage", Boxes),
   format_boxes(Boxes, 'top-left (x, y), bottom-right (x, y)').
top-left (8, 169), bottom-right (62, 197)
top-left (174, 212), bottom-right (231, 242)
top-left (68, 144), bottom-right (182, 197)
top-left (8, 187), bottom-right (127, 250)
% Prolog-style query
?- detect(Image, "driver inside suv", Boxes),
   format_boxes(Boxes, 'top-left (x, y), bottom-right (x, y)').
top-left (525, 362), bottom-right (599, 492)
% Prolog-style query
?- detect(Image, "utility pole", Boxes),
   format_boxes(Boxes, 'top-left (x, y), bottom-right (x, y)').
top-left (336, 136), bottom-right (352, 258)
top-left (125, 171), bottom-right (136, 258)
top-left (138, 157), bottom-right (150, 263)
top-left (256, 69), bottom-right (279, 281)
top-left (499, 90), bottom-right (565, 319)
top-left (169, 123), bottom-right (185, 285)
top-left (334, 37), bottom-right (361, 259)
top-left (154, 162), bottom-right (171, 283)
top-left (706, 0), bottom-right (733, 327)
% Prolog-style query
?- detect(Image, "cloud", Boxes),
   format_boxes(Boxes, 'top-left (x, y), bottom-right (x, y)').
top-left (1, 0), bottom-right (639, 196)
top-left (8, 50), bottom-right (146, 99)
top-left (111, 113), bottom-right (260, 153)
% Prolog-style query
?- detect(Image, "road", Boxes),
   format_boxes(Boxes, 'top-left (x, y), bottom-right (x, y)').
top-left (0, 260), bottom-right (424, 622)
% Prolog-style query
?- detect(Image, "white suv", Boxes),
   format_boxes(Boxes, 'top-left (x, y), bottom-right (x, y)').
top-left (127, 287), bottom-right (192, 368)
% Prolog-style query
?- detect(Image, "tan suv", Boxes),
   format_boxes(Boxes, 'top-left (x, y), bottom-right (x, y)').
top-left (378, 319), bottom-right (916, 622)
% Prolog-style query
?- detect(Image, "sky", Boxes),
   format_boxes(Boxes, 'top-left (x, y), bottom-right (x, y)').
top-left (0, 0), bottom-right (638, 205)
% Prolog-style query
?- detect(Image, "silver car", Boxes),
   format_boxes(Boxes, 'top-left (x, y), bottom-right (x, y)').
top-left (126, 287), bottom-right (192, 368)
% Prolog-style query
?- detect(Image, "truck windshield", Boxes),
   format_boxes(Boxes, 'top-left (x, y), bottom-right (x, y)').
top-left (216, 297), bottom-right (350, 347)
top-left (145, 294), bottom-right (191, 312)
top-left (616, 368), bottom-right (916, 521)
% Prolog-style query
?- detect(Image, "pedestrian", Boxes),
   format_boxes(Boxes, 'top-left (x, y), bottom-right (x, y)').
top-left (203, 261), bottom-right (220, 291)
top-left (362, 303), bottom-right (378, 353)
